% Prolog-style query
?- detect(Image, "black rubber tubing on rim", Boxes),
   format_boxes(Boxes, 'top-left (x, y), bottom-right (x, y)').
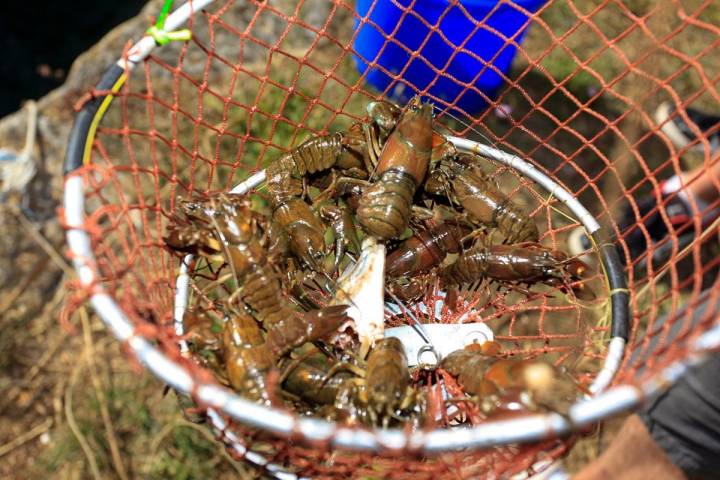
top-left (64, 63), bottom-right (125, 175)
top-left (593, 229), bottom-right (630, 341)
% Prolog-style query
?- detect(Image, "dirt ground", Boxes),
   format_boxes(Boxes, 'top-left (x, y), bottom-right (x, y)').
top-left (0, 0), bottom-right (717, 478)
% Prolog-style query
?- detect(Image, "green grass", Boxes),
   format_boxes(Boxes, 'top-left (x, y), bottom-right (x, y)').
top-left (145, 425), bottom-right (231, 480)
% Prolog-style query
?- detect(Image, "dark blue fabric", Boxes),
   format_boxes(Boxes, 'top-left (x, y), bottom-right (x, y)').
top-left (640, 352), bottom-right (720, 479)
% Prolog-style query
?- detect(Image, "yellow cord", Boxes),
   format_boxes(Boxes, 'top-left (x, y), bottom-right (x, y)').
top-left (83, 72), bottom-right (127, 166)
top-left (609, 288), bottom-right (630, 296)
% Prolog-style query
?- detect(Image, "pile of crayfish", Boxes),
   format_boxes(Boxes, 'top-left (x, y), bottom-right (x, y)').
top-left (164, 96), bottom-right (592, 429)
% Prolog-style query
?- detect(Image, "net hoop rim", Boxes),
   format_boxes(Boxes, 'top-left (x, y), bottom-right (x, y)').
top-left (174, 137), bottom-right (629, 393)
top-left (61, 0), bottom-right (720, 462)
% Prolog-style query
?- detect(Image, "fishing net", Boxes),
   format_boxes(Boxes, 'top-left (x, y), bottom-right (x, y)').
top-left (62, 0), bottom-right (720, 477)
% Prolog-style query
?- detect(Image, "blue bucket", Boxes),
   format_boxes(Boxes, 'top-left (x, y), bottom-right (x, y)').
top-left (353, 0), bottom-right (547, 115)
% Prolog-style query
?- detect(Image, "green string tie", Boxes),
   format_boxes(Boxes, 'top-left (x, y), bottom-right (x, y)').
top-left (147, 25), bottom-right (192, 45)
top-left (147, 0), bottom-right (193, 46)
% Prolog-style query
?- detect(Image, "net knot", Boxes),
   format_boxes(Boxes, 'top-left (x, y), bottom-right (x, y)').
top-left (59, 278), bottom-right (90, 334)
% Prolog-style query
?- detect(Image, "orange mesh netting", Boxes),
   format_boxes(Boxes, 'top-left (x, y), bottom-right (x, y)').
top-left (62, 0), bottom-right (720, 477)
